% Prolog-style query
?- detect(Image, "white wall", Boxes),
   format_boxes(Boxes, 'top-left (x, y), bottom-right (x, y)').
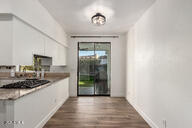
top-left (126, 0), bottom-right (192, 128)
top-left (68, 35), bottom-right (126, 97)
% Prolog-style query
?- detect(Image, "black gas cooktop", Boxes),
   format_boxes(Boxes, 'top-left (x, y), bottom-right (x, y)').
top-left (1, 79), bottom-right (50, 89)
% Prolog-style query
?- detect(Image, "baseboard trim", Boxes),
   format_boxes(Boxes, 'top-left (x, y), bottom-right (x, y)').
top-left (126, 97), bottom-right (159, 128)
top-left (35, 96), bottom-right (69, 128)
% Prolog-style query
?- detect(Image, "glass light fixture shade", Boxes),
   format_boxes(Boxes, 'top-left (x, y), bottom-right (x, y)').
top-left (91, 13), bottom-right (106, 26)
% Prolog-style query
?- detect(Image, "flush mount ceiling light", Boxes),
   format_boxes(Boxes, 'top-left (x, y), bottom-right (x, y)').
top-left (91, 13), bottom-right (106, 26)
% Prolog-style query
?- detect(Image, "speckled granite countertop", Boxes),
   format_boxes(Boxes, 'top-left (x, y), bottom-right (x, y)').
top-left (0, 73), bottom-right (70, 100)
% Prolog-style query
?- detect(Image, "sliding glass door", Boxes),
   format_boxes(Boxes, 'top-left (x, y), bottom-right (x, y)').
top-left (78, 43), bottom-right (95, 95)
top-left (78, 42), bottom-right (111, 96)
top-left (94, 43), bottom-right (111, 95)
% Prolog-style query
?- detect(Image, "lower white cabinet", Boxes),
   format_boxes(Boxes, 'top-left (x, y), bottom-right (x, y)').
top-left (0, 78), bottom-right (69, 128)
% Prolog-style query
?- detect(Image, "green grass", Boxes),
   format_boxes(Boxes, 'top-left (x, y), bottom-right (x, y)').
top-left (79, 75), bottom-right (94, 87)
top-left (79, 80), bottom-right (94, 87)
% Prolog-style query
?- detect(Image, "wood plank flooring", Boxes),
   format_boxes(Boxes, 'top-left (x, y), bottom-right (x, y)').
top-left (43, 97), bottom-right (150, 128)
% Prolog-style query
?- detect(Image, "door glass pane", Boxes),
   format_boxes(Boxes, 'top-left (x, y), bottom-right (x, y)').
top-left (78, 43), bottom-right (95, 95)
top-left (94, 43), bottom-right (111, 95)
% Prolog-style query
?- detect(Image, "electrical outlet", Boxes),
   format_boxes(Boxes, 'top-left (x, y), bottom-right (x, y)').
top-left (163, 119), bottom-right (167, 128)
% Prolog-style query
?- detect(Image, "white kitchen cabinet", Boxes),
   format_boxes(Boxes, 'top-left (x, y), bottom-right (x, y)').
top-left (62, 46), bottom-right (67, 65)
top-left (0, 14), bottom-right (67, 66)
top-left (45, 37), bottom-right (67, 66)
top-left (56, 44), bottom-right (67, 65)
top-left (14, 78), bottom-right (69, 128)
top-left (63, 45), bottom-right (67, 65)
top-left (0, 19), bottom-right (13, 65)
top-left (12, 17), bottom-right (45, 65)
top-left (0, 16), bottom-right (45, 65)
top-left (45, 36), bottom-right (58, 65)
top-left (0, 78), bottom-right (69, 128)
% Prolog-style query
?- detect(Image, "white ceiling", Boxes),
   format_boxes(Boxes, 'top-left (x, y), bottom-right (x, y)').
top-left (39, 0), bottom-right (155, 35)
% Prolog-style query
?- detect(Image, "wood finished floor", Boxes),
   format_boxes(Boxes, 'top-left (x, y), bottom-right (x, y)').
top-left (43, 97), bottom-right (150, 128)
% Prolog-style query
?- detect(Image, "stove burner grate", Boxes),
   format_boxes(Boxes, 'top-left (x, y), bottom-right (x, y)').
top-left (1, 79), bottom-right (50, 89)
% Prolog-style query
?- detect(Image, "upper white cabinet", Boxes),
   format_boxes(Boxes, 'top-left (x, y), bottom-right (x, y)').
top-left (44, 36), bottom-right (67, 66)
top-left (57, 44), bottom-right (67, 65)
top-left (0, 20), bottom-right (13, 65)
top-left (0, 15), bottom-right (67, 66)
top-left (12, 17), bottom-right (45, 65)
top-left (45, 37), bottom-right (58, 64)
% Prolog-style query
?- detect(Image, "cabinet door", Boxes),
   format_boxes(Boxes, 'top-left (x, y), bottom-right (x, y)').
top-left (45, 38), bottom-right (67, 66)
top-left (13, 18), bottom-right (44, 65)
top-left (57, 44), bottom-right (67, 65)
top-left (0, 20), bottom-right (13, 65)
top-left (56, 78), bottom-right (69, 102)
top-left (62, 46), bottom-right (67, 65)
top-left (45, 37), bottom-right (58, 65)
top-left (12, 17), bottom-right (45, 65)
